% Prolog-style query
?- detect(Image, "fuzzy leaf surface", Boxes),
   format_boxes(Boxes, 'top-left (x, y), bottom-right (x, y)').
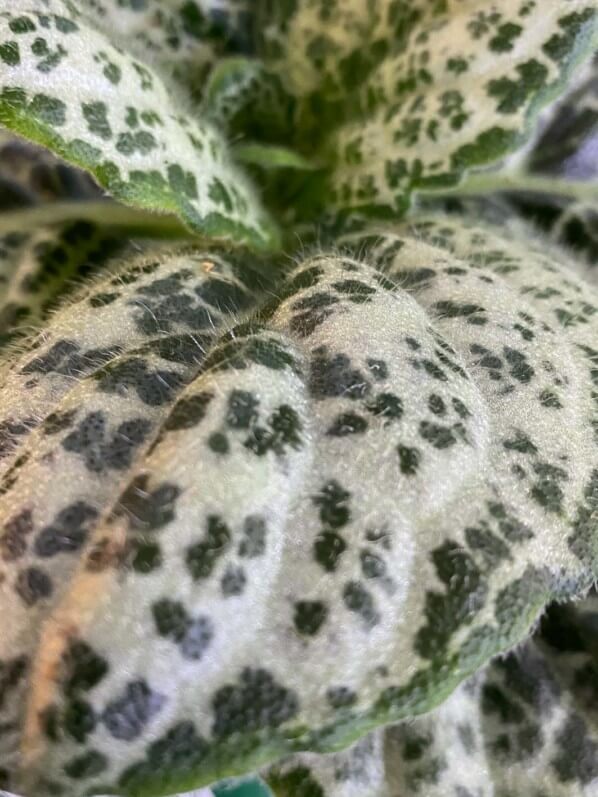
top-left (324, 1), bottom-right (597, 215)
top-left (0, 7), bottom-right (278, 249)
top-left (264, 592), bottom-right (598, 796)
top-left (0, 215), bottom-right (596, 795)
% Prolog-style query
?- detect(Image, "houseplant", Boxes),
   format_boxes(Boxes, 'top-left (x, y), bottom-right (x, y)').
top-left (0, 1), bottom-right (596, 795)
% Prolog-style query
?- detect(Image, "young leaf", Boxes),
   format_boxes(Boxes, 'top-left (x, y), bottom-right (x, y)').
top-left (325, 1), bottom-right (597, 216)
top-left (233, 143), bottom-right (319, 171)
top-left (203, 58), bottom-right (267, 127)
top-left (202, 57), bottom-right (295, 150)
top-left (0, 8), bottom-right (279, 249)
top-left (1, 216), bottom-right (597, 796)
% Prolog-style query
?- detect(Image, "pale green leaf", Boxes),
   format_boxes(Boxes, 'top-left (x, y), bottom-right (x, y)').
top-left (324, 1), bottom-right (597, 215)
top-left (233, 143), bottom-right (319, 171)
top-left (0, 8), bottom-right (279, 249)
top-left (1, 214), bottom-right (597, 796)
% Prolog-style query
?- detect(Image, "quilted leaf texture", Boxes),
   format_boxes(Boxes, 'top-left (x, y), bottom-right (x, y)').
top-left (0, 4), bottom-right (278, 249)
top-left (264, 591), bottom-right (598, 796)
top-left (0, 246), bottom-right (268, 791)
top-left (0, 214), bottom-right (596, 797)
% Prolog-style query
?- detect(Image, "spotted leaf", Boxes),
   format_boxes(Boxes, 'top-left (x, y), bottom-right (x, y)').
top-left (264, 591), bottom-right (598, 796)
top-left (0, 214), bottom-right (596, 796)
top-left (0, 7), bottom-right (279, 249)
top-left (73, 0), bottom-right (256, 94)
top-left (324, 1), bottom-right (597, 216)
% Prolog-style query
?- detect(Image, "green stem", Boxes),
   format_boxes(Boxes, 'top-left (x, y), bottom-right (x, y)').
top-left (426, 173), bottom-right (598, 203)
top-left (0, 200), bottom-right (194, 239)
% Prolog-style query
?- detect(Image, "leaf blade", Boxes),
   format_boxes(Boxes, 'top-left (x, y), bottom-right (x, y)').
top-left (0, 8), bottom-right (279, 250)
top-left (325, 1), bottom-right (597, 216)
top-left (2, 218), bottom-right (597, 796)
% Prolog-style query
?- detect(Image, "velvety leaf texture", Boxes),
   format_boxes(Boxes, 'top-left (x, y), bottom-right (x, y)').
top-left (0, 2), bottom-right (597, 797)
top-left (264, 592), bottom-right (598, 796)
top-left (0, 212), bottom-right (595, 796)
top-left (0, 4), bottom-right (278, 249)
top-left (324, 1), bottom-right (597, 214)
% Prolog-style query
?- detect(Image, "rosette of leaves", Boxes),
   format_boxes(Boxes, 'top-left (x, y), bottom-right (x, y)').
top-left (0, 2), bottom-right (597, 797)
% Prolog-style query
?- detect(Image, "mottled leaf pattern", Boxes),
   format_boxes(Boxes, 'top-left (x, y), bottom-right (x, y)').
top-left (326, 1), bottom-right (597, 214)
top-left (0, 245), bottom-right (267, 791)
top-left (0, 2), bottom-right (597, 797)
top-left (0, 214), bottom-right (595, 796)
top-left (0, 7), bottom-right (278, 249)
top-left (527, 53), bottom-right (598, 178)
top-left (264, 592), bottom-right (598, 796)
top-left (77, 0), bottom-right (254, 79)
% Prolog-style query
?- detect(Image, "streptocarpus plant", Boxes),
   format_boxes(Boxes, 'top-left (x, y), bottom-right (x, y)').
top-left (0, 2), bottom-right (596, 796)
